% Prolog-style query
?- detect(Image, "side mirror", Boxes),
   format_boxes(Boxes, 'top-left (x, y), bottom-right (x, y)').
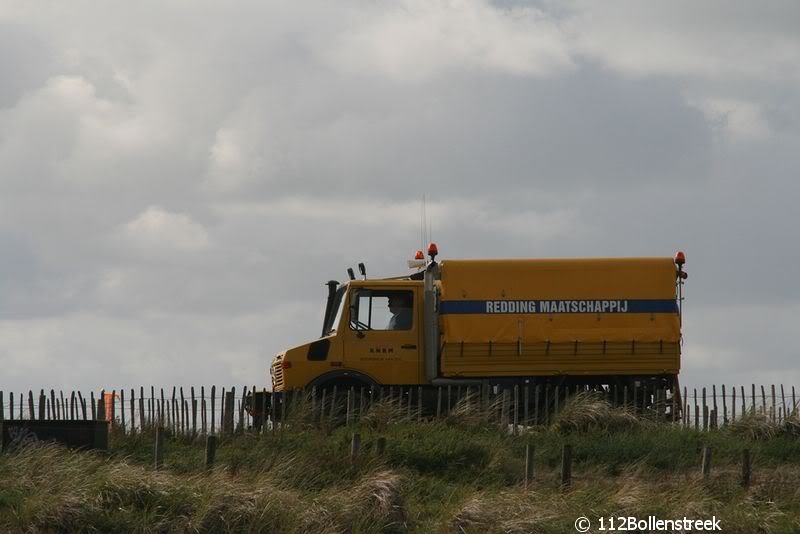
top-left (347, 268), bottom-right (356, 280)
top-left (358, 263), bottom-right (366, 279)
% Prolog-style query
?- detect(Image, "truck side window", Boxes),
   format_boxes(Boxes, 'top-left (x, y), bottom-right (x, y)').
top-left (349, 290), bottom-right (413, 331)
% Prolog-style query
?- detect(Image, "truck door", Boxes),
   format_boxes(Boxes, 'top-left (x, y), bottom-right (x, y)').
top-left (343, 287), bottom-right (422, 385)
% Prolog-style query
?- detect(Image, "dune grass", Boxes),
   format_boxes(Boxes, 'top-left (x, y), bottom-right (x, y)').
top-left (2, 395), bottom-right (800, 532)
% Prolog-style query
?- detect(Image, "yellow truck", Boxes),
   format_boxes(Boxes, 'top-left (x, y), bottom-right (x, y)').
top-left (268, 246), bottom-right (686, 405)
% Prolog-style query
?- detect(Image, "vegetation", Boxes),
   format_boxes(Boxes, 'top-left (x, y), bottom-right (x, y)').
top-left (2, 395), bottom-right (800, 532)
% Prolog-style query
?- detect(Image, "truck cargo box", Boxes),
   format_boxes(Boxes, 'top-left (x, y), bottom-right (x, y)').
top-left (437, 258), bottom-right (680, 378)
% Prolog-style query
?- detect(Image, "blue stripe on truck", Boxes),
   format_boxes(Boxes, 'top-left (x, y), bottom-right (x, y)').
top-left (439, 299), bottom-right (678, 314)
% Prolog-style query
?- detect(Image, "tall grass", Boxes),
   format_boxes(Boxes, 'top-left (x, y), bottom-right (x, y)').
top-left (552, 391), bottom-right (642, 433)
top-left (3, 395), bottom-right (800, 532)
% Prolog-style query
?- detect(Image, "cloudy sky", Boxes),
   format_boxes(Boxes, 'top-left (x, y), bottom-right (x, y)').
top-left (1, 1), bottom-right (798, 394)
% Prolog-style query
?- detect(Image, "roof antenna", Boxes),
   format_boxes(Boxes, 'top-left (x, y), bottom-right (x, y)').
top-left (428, 208), bottom-right (433, 248)
top-left (420, 194), bottom-right (427, 254)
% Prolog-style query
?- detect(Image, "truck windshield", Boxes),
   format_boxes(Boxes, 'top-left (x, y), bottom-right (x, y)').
top-left (323, 285), bottom-right (347, 336)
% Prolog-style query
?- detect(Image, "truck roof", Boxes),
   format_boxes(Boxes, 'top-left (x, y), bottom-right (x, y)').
top-left (439, 258), bottom-right (677, 299)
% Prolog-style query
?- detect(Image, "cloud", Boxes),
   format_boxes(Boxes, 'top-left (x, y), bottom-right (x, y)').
top-left (327, 0), bottom-right (574, 82)
top-left (694, 98), bottom-right (771, 142)
top-left (0, 1), bottom-right (798, 393)
top-left (565, 0), bottom-right (800, 83)
top-left (0, 21), bottom-right (55, 108)
top-left (121, 206), bottom-right (210, 253)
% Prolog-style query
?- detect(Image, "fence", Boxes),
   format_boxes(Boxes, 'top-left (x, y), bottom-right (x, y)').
top-left (0, 383), bottom-right (797, 436)
top-left (0, 386), bottom-right (255, 436)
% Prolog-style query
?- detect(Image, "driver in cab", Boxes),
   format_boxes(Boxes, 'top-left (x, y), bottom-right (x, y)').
top-left (387, 294), bottom-right (412, 330)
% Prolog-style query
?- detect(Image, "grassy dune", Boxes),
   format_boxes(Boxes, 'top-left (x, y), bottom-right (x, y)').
top-left (2, 395), bottom-right (800, 532)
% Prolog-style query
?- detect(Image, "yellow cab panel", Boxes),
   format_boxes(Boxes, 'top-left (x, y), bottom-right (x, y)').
top-left (271, 332), bottom-right (346, 391)
top-left (272, 279), bottom-right (424, 391)
top-left (342, 280), bottom-right (424, 385)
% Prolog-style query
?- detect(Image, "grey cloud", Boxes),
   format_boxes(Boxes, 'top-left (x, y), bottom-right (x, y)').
top-left (0, 1), bottom-right (798, 392)
top-left (0, 23), bottom-right (55, 108)
top-left (213, 65), bottom-right (712, 202)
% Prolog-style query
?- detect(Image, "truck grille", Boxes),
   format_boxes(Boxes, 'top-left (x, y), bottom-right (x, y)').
top-left (272, 358), bottom-right (284, 390)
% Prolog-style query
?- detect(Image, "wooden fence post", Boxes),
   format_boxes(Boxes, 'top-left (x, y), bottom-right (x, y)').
top-left (201, 395), bottom-right (207, 435)
top-left (238, 386), bottom-right (247, 433)
top-left (359, 387), bottom-right (365, 422)
top-left (110, 390), bottom-right (116, 428)
top-left (191, 387), bottom-right (197, 436)
top-left (712, 385), bottom-right (717, 428)
top-left (554, 385), bottom-right (560, 420)
top-left (280, 392), bottom-right (286, 428)
top-left (98, 389), bottom-right (106, 422)
top-left (224, 391), bottom-right (235, 435)
top-left (210, 386), bottom-right (216, 434)
top-left (329, 386), bottom-right (338, 423)
top-left (447, 385), bottom-right (452, 414)
top-left (501, 389), bottom-right (510, 430)
top-left (350, 433), bottom-right (361, 465)
top-left (309, 386), bottom-right (316, 423)
top-left (129, 389), bottom-right (135, 433)
top-left (735, 385), bottom-right (741, 418)
top-left (771, 385), bottom-right (777, 423)
top-left (781, 385), bottom-right (787, 423)
top-left (742, 449), bottom-right (751, 488)
top-left (722, 384), bottom-right (727, 425)
top-left (160, 388), bottom-right (166, 428)
top-left (179, 387), bottom-right (185, 434)
top-left (523, 385), bottom-right (529, 428)
top-left (524, 444), bottom-right (535, 491)
top-left (702, 388), bottom-right (707, 431)
top-left (318, 388), bottom-right (327, 427)
top-left (544, 385), bottom-right (550, 426)
top-left (154, 427), bottom-right (164, 469)
top-left (139, 387), bottom-right (145, 431)
top-left (261, 387), bottom-right (268, 433)
top-left (418, 386), bottom-right (423, 421)
top-left (561, 444), bottom-right (572, 491)
top-left (671, 386), bottom-right (677, 422)
top-left (205, 435), bottom-right (217, 469)
top-left (346, 388), bottom-right (352, 425)
top-left (120, 389), bottom-right (126, 433)
top-left (701, 447), bottom-right (712, 480)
